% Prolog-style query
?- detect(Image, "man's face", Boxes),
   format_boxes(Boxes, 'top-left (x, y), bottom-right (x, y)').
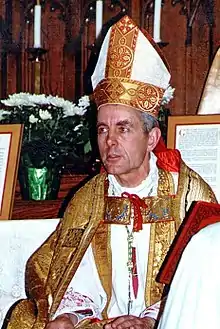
top-left (97, 104), bottom-right (160, 185)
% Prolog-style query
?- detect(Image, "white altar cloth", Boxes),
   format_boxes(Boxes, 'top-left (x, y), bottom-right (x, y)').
top-left (0, 218), bottom-right (59, 327)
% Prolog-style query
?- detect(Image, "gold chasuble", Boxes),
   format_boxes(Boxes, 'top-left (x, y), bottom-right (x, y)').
top-left (5, 161), bottom-right (216, 329)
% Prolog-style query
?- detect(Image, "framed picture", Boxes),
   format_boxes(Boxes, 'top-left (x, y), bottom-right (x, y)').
top-left (0, 124), bottom-right (23, 220)
top-left (167, 115), bottom-right (220, 202)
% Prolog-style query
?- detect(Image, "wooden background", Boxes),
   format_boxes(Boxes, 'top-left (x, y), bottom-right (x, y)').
top-left (0, 0), bottom-right (218, 219)
top-left (0, 0), bottom-right (219, 116)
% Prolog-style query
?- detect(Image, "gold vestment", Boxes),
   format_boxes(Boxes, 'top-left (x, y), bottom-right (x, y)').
top-left (5, 161), bottom-right (216, 329)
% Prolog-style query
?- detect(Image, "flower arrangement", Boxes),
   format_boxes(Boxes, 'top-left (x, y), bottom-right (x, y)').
top-left (161, 85), bottom-right (175, 106)
top-left (0, 93), bottom-right (92, 170)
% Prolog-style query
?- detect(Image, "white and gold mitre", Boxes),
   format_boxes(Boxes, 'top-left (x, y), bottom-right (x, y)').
top-left (197, 47), bottom-right (220, 114)
top-left (91, 15), bottom-right (171, 117)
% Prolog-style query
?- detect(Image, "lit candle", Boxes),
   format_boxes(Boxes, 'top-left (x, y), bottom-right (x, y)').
top-left (34, 0), bottom-right (41, 48)
top-left (153, 0), bottom-right (162, 43)
top-left (96, 0), bottom-right (103, 38)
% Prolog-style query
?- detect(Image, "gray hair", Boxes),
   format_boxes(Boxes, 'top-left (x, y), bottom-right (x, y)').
top-left (139, 111), bottom-right (159, 133)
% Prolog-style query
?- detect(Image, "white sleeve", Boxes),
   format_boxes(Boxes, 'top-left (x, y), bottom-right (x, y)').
top-left (52, 245), bottom-right (107, 321)
top-left (139, 300), bottom-right (161, 320)
top-left (139, 296), bottom-right (167, 321)
top-left (53, 289), bottom-right (102, 321)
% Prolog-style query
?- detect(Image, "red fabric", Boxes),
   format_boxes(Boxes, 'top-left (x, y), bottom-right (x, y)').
top-left (90, 318), bottom-right (102, 323)
top-left (153, 137), bottom-right (181, 173)
top-left (157, 201), bottom-right (220, 285)
top-left (198, 215), bottom-right (220, 231)
top-left (122, 192), bottom-right (147, 232)
top-left (132, 247), bottom-right (139, 298)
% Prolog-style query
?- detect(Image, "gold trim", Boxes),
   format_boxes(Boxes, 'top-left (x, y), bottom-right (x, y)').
top-left (6, 161), bottom-right (217, 327)
top-left (6, 300), bottom-right (36, 329)
top-left (92, 224), bottom-right (112, 318)
top-left (145, 169), bottom-right (176, 305)
top-left (49, 174), bottom-right (107, 315)
top-left (93, 15), bottom-right (165, 117)
top-left (146, 221), bottom-right (156, 304)
top-left (106, 16), bottom-right (138, 79)
top-left (93, 78), bottom-right (163, 116)
top-left (145, 161), bottom-right (217, 306)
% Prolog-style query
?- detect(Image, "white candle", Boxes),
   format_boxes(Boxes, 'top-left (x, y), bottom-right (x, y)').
top-left (96, 0), bottom-right (103, 38)
top-left (34, 4), bottom-right (41, 48)
top-left (153, 0), bottom-right (162, 43)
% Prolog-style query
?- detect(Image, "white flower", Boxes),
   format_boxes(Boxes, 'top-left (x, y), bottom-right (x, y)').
top-left (0, 110), bottom-right (11, 120)
top-left (63, 104), bottom-right (79, 117)
top-left (28, 94), bottom-right (49, 105)
top-left (1, 93), bottom-right (36, 107)
top-left (39, 109), bottom-right (52, 120)
top-left (47, 95), bottom-right (73, 110)
top-left (74, 123), bottom-right (83, 131)
top-left (63, 96), bottom-right (90, 117)
top-left (0, 93), bottom-right (92, 160)
top-left (74, 106), bottom-right (87, 116)
top-left (29, 114), bottom-right (39, 124)
top-left (78, 95), bottom-right (90, 108)
top-left (161, 85), bottom-right (175, 105)
top-left (1, 93), bottom-right (90, 118)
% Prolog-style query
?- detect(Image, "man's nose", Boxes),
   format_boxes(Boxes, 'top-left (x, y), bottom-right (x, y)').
top-left (106, 130), bottom-right (118, 146)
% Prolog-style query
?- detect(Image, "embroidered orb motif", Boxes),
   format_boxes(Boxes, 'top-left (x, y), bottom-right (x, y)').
top-left (136, 85), bottom-right (161, 111)
top-left (109, 45), bottom-right (133, 71)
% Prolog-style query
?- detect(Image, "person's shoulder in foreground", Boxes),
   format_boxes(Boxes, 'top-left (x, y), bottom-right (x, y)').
top-left (158, 221), bottom-right (220, 329)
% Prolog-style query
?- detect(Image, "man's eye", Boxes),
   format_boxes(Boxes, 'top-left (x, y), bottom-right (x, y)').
top-left (119, 126), bottom-right (129, 133)
top-left (97, 127), bottom-right (108, 134)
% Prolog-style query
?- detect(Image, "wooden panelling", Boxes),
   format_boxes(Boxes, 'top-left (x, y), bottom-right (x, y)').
top-left (1, 0), bottom-right (220, 219)
top-left (1, 0), bottom-right (219, 111)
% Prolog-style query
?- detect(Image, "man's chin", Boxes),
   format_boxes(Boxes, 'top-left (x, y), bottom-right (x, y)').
top-left (104, 164), bottom-right (125, 175)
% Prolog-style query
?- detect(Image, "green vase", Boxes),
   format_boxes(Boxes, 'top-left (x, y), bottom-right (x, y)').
top-left (18, 165), bottom-right (61, 200)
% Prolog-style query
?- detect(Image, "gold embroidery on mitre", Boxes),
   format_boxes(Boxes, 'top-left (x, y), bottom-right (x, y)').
top-left (106, 16), bottom-right (138, 79)
top-left (93, 15), bottom-right (164, 117)
top-left (93, 78), bottom-right (164, 116)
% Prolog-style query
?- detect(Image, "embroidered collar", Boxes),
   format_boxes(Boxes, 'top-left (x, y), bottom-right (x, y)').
top-left (104, 166), bottom-right (177, 226)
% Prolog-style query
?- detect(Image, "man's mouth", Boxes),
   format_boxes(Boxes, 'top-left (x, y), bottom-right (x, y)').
top-left (107, 154), bottom-right (120, 161)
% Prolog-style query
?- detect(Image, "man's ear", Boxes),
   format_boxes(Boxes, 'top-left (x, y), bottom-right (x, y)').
top-left (147, 127), bottom-right (161, 152)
